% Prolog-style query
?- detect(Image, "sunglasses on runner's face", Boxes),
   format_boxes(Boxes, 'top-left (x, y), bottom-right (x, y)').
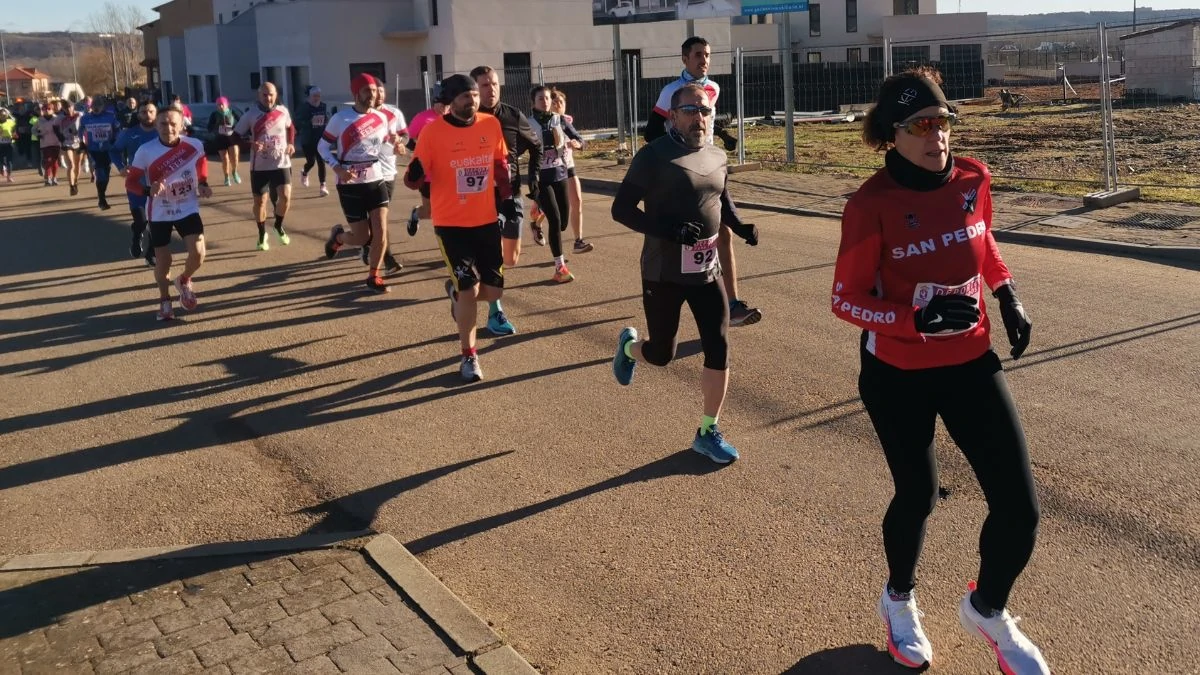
top-left (893, 114), bottom-right (956, 137)
top-left (673, 104), bottom-right (713, 116)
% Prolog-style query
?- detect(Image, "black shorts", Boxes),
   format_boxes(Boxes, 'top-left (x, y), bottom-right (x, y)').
top-left (150, 213), bottom-right (204, 248)
top-left (435, 224), bottom-right (504, 292)
top-left (567, 167), bottom-right (576, 179)
top-left (337, 181), bottom-right (389, 223)
top-left (419, 182), bottom-right (430, 199)
top-left (250, 168), bottom-right (290, 195)
top-left (213, 134), bottom-right (235, 151)
top-left (382, 179), bottom-right (396, 201)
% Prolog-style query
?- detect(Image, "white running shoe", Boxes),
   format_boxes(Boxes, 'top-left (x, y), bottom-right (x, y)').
top-left (301, 172), bottom-right (309, 187)
top-left (959, 589), bottom-right (1050, 675)
top-left (460, 355), bottom-right (482, 382)
top-left (878, 583), bottom-right (934, 669)
top-left (319, 183), bottom-right (329, 197)
top-left (156, 300), bottom-right (175, 321)
top-left (174, 277), bottom-right (198, 311)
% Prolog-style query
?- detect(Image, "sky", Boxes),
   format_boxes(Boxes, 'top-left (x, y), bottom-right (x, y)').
top-left (2, 0), bottom-right (1199, 32)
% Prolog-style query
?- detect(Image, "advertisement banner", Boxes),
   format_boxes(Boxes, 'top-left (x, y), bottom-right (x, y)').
top-left (593, 0), bottom-right (809, 26)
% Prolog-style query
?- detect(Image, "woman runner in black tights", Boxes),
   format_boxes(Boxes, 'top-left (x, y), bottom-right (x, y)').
top-left (528, 85), bottom-right (584, 283)
top-left (831, 67), bottom-right (1049, 675)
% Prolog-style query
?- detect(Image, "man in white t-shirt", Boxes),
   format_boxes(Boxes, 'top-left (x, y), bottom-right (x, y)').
top-left (643, 36), bottom-right (761, 328)
top-left (125, 108), bottom-right (213, 321)
top-left (233, 82), bottom-right (295, 251)
top-left (359, 82), bottom-right (408, 273)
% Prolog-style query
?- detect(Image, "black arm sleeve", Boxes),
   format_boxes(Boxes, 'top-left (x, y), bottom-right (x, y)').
top-left (562, 117), bottom-right (584, 144)
top-left (611, 149), bottom-right (672, 240)
top-left (643, 112), bottom-right (667, 143)
top-left (516, 111), bottom-right (543, 181)
top-left (719, 179), bottom-right (742, 228)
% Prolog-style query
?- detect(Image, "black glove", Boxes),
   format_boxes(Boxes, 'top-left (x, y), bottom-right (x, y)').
top-left (500, 198), bottom-right (520, 226)
top-left (717, 127), bottom-right (738, 152)
top-left (914, 294), bottom-right (980, 334)
top-left (671, 221), bottom-right (704, 247)
top-left (526, 174), bottom-right (540, 201)
top-left (729, 222), bottom-right (758, 246)
top-left (404, 157), bottom-right (424, 183)
top-left (993, 283), bottom-right (1032, 359)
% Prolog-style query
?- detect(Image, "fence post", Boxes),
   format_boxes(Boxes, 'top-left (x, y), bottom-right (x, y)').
top-left (781, 12), bottom-right (795, 162)
top-left (538, 62), bottom-right (544, 87)
top-left (736, 46), bottom-right (745, 165)
top-left (613, 24), bottom-right (627, 160)
top-left (422, 70), bottom-right (431, 111)
top-left (1097, 22), bottom-right (1113, 191)
top-left (883, 37), bottom-right (893, 77)
top-left (631, 55), bottom-right (640, 153)
top-left (394, 72), bottom-right (400, 108)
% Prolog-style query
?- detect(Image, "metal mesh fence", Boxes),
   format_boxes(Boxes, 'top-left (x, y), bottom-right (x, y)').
top-left (420, 19), bottom-right (1199, 202)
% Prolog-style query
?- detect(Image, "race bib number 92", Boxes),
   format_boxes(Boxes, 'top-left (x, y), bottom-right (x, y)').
top-left (681, 234), bottom-right (718, 274)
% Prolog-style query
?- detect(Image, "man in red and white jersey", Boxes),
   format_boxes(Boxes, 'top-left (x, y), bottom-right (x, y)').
top-left (125, 108), bottom-right (212, 321)
top-left (317, 73), bottom-right (395, 293)
top-left (233, 82), bottom-right (295, 251)
top-left (358, 82), bottom-right (407, 273)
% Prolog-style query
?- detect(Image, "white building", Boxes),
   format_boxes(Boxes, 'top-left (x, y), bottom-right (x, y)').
top-left (1120, 19), bottom-right (1200, 101)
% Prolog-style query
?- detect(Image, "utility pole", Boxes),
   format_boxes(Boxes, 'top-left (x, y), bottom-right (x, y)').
top-left (70, 38), bottom-right (79, 84)
top-left (1, 32), bottom-right (8, 105)
top-left (99, 33), bottom-right (119, 96)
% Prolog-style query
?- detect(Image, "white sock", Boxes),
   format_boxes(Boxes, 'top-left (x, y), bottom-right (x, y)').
top-left (554, 255), bottom-right (564, 268)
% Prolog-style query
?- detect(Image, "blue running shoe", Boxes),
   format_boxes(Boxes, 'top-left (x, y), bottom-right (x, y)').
top-left (692, 425), bottom-right (739, 464)
top-left (613, 327), bottom-right (637, 385)
top-left (487, 310), bottom-right (516, 336)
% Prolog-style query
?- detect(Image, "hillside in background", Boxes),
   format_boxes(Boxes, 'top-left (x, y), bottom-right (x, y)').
top-left (987, 8), bottom-right (1200, 33)
top-left (4, 33), bottom-right (117, 74)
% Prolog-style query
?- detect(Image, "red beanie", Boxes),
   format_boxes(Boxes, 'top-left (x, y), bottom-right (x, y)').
top-left (350, 73), bottom-right (377, 97)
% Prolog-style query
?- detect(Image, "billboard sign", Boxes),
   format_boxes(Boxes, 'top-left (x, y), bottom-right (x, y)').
top-left (593, 0), bottom-right (809, 26)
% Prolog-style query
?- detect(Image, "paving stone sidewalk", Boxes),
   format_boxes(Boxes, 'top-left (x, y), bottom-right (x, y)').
top-left (576, 158), bottom-right (1200, 251)
top-left (0, 536), bottom-right (534, 675)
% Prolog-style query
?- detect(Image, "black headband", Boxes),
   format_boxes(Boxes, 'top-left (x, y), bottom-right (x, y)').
top-left (876, 75), bottom-right (951, 128)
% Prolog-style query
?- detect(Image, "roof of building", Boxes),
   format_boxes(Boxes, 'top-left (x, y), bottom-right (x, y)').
top-left (1119, 18), bottom-right (1200, 41)
top-left (2, 67), bottom-right (50, 81)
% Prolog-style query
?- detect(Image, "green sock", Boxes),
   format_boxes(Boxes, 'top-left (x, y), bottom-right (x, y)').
top-left (488, 300), bottom-right (501, 316)
top-left (700, 415), bottom-right (718, 435)
top-left (623, 340), bottom-right (635, 359)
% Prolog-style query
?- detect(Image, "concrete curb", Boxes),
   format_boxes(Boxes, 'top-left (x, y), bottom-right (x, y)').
top-left (579, 176), bottom-right (1200, 265)
top-left (0, 531), bottom-right (373, 571)
top-left (364, 534), bottom-right (538, 675)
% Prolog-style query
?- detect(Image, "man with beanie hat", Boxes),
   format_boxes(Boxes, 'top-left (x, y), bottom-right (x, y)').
top-left (404, 73), bottom-right (519, 382)
top-left (319, 72), bottom-right (400, 293)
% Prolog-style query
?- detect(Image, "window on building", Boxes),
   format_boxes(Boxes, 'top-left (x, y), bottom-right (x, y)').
top-left (431, 0), bottom-right (439, 26)
top-left (846, 0), bottom-right (857, 33)
top-left (868, 46), bottom-right (884, 62)
top-left (206, 74), bottom-right (219, 101)
top-left (809, 4), bottom-right (821, 37)
top-left (419, 56), bottom-right (429, 79)
top-left (808, 52), bottom-right (822, 63)
top-left (503, 52), bottom-right (532, 84)
top-left (218, 12), bottom-right (223, 23)
top-left (893, 0), bottom-right (919, 15)
top-left (349, 62), bottom-right (386, 84)
top-left (232, 9), bottom-right (239, 17)
top-left (189, 75), bottom-right (203, 103)
top-left (434, 55), bottom-right (444, 81)
top-left (892, 45), bottom-right (931, 64)
top-left (847, 47), bottom-right (862, 63)
top-left (940, 43), bottom-right (982, 62)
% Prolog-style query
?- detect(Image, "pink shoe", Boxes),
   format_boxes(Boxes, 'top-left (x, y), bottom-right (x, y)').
top-left (156, 301), bottom-right (175, 321)
top-left (174, 276), bottom-right (198, 311)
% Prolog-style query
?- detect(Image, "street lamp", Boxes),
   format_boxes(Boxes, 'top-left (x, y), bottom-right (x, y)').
top-left (1, 31), bottom-right (9, 106)
top-left (98, 33), bottom-right (119, 96)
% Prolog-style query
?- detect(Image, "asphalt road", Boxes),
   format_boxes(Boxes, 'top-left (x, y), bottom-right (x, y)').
top-left (0, 162), bottom-right (1196, 674)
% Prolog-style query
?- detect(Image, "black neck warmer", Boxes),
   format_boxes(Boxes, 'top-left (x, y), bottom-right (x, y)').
top-left (885, 148), bottom-right (953, 192)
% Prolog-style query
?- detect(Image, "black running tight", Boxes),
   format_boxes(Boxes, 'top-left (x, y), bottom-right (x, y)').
top-left (858, 347), bottom-right (1040, 611)
top-left (302, 142), bottom-right (325, 184)
top-left (535, 178), bottom-right (569, 257)
top-left (641, 279), bottom-right (729, 371)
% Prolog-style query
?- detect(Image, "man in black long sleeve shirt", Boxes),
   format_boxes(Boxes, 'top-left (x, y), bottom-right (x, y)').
top-left (643, 36), bottom-right (761, 328)
top-left (472, 65), bottom-right (543, 269)
top-left (610, 83), bottom-right (758, 466)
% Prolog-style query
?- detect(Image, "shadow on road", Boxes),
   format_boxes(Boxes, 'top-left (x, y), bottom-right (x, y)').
top-left (782, 643), bottom-right (909, 674)
top-left (0, 210), bottom-right (137, 279)
top-left (405, 448), bottom-right (725, 555)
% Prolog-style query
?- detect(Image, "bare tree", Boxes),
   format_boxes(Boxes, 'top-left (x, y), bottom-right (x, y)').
top-left (88, 1), bottom-right (149, 92)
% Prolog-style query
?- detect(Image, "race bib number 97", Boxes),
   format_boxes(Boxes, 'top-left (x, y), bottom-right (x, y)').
top-left (681, 234), bottom-right (718, 274)
top-left (456, 166), bottom-right (489, 195)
